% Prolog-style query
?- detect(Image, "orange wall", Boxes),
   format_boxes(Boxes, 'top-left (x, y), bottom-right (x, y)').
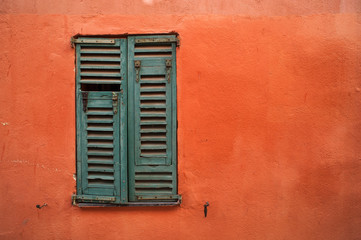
top-left (1, 1), bottom-right (361, 239)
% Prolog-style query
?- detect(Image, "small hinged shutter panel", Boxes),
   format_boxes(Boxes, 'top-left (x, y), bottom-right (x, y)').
top-left (128, 35), bottom-right (178, 202)
top-left (75, 38), bottom-right (124, 204)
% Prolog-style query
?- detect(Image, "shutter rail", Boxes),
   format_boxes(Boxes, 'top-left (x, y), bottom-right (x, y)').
top-left (134, 36), bottom-right (180, 47)
top-left (136, 194), bottom-right (181, 201)
top-left (72, 194), bottom-right (116, 204)
top-left (71, 37), bottom-right (115, 47)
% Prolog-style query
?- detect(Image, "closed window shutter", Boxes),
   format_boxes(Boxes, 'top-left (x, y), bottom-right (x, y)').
top-left (128, 36), bottom-right (179, 202)
top-left (74, 36), bottom-right (179, 205)
top-left (75, 39), bottom-right (123, 204)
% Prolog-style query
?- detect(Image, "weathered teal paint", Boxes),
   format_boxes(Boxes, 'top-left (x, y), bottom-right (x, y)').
top-left (76, 43), bottom-right (83, 196)
top-left (78, 92), bottom-right (121, 203)
top-left (75, 38), bottom-right (122, 204)
top-left (127, 35), bottom-right (178, 202)
top-left (75, 35), bottom-right (178, 205)
top-left (120, 38), bottom-right (128, 204)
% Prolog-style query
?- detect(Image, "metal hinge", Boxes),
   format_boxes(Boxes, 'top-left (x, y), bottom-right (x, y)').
top-left (112, 92), bottom-right (118, 114)
top-left (134, 60), bottom-right (141, 83)
top-left (134, 36), bottom-right (180, 47)
top-left (165, 59), bottom-right (172, 83)
top-left (71, 37), bottom-right (115, 48)
top-left (136, 194), bottom-right (181, 201)
top-left (72, 194), bottom-right (116, 204)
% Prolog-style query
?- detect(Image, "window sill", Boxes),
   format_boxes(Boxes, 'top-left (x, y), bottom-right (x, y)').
top-left (75, 200), bottom-right (181, 207)
top-left (72, 194), bottom-right (181, 207)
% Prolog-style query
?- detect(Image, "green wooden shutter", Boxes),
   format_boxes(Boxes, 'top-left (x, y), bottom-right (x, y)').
top-left (128, 35), bottom-right (179, 202)
top-left (75, 38), bottom-right (127, 204)
top-left (76, 91), bottom-right (121, 203)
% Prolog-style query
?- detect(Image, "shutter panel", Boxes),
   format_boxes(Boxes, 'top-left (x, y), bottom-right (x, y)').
top-left (128, 36), bottom-right (179, 202)
top-left (77, 92), bottom-right (121, 203)
top-left (75, 38), bottom-right (124, 204)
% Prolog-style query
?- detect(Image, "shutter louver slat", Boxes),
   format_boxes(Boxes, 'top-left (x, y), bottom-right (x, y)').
top-left (85, 96), bottom-right (118, 196)
top-left (79, 41), bottom-right (121, 85)
top-left (79, 93), bottom-right (120, 200)
top-left (135, 171), bottom-right (173, 196)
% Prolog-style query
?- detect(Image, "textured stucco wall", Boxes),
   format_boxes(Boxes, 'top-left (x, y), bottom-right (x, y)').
top-left (0, 1), bottom-right (361, 239)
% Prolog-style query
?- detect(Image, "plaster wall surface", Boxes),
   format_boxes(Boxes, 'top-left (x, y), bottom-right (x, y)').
top-left (0, 1), bottom-right (361, 239)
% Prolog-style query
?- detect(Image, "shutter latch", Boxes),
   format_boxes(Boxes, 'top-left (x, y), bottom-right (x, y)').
top-left (82, 92), bottom-right (88, 112)
top-left (112, 92), bottom-right (118, 114)
top-left (166, 59), bottom-right (172, 83)
top-left (134, 60), bottom-right (141, 83)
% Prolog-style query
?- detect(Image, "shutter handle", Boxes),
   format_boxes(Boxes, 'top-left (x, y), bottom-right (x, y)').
top-left (166, 59), bottom-right (172, 83)
top-left (112, 92), bottom-right (118, 114)
top-left (134, 60), bottom-right (141, 83)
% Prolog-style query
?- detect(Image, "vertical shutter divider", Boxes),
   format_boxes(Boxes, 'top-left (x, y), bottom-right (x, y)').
top-left (120, 38), bottom-right (128, 204)
top-left (127, 36), bottom-right (136, 202)
top-left (76, 43), bottom-right (83, 195)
